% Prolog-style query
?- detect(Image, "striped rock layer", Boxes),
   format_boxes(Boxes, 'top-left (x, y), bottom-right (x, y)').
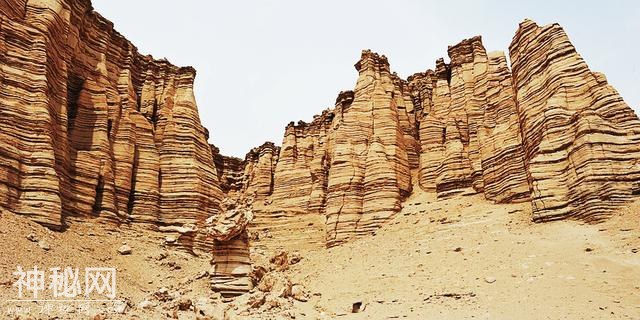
top-left (206, 202), bottom-right (253, 297)
top-left (509, 20), bottom-right (640, 222)
top-left (226, 25), bottom-right (640, 248)
top-left (416, 37), bottom-right (530, 203)
top-left (1, 0), bottom-right (638, 260)
top-left (224, 52), bottom-right (418, 247)
top-left (0, 0), bottom-right (223, 251)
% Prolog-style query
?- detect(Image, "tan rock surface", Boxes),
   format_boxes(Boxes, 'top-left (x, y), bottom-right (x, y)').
top-left (416, 37), bottom-right (530, 201)
top-left (509, 20), bottom-right (640, 222)
top-left (207, 200), bottom-right (253, 297)
top-left (0, 0), bottom-right (222, 252)
top-left (1, 3), bottom-right (640, 317)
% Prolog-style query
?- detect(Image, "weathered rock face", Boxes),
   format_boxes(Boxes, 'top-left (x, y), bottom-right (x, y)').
top-left (0, 0), bottom-right (222, 251)
top-left (1, 1), bottom-right (638, 254)
top-left (207, 199), bottom-right (253, 297)
top-left (324, 51), bottom-right (413, 246)
top-left (228, 23), bottom-right (640, 249)
top-left (212, 145), bottom-right (245, 196)
top-left (242, 142), bottom-right (280, 200)
top-left (480, 51), bottom-right (530, 203)
top-left (415, 37), bottom-right (530, 202)
top-left (509, 20), bottom-right (640, 222)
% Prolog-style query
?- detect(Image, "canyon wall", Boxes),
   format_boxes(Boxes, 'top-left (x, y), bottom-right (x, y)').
top-left (0, 0), bottom-right (223, 251)
top-left (227, 25), bottom-right (640, 248)
top-left (1, 0), bottom-right (639, 265)
top-left (416, 37), bottom-right (530, 203)
top-left (509, 20), bottom-right (640, 222)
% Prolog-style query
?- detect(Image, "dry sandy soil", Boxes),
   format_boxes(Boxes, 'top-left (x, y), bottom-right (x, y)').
top-left (1, 188), bottom-right (639, 319)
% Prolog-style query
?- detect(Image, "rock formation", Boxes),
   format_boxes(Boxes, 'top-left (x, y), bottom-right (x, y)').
top-left (212, 145), bottom-right (245, 196)
top-left (0, 0), bottom-right (222, 252)
top-left (242, 142), bottom-right (280, 200)
top-left (223, 25), bottom-right (640, 249)
top-left (324, 51), bottom-right (413, 246)
top-left (207, 199), bottom-right (253, 297)
top-left (415, 37), bottom-right (530, 202)
top-left (509, 20), bottom-right (640, 222)
top-left (1, 0), bottom-right (638, 256)
top-left (224, 51), bottom-right (419, 247)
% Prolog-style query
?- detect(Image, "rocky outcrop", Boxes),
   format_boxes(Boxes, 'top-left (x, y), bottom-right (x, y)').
top-left (479, 51), bottom-right (530, 203)
top-left (1, 0), bottom-right (637, 254)
top-left (324, 51), bottom-right (413, 246)
top-left (233, 52), bottom-right (417, 247)
top-left (242, 142), bottom-right (280, 200)
top-left (416, 37), bottom-right (530, 201)
top-left (0, 0), bottom-right (222, 251)
top-left (212, 145), bottom-right (245, 196)
top-left (222, 51), bottom-right (418, 247)
top-left (232, 23), bottom-right (640, 250)
top-left (207, 199), bottom-right (253, 297)
top-left (509, 20), bottom-right (640, 221)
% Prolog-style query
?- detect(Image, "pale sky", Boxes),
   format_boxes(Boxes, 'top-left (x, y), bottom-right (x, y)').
top-left (93, 1), bottom-right (640, 158)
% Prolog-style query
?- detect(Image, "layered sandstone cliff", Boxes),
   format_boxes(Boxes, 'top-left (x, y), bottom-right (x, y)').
top-left (415, 37), bottom-right (530, 202)
top-left (226, 24), bottom-right (640, 249)
top-left (227, 52), bottom-right (418, 247)
top-left (0, 0), bottom-right (222, 251)
top-left (1, 0), bottom-right (639, 271)
top-left (509, 20), bottom-right (640, 222)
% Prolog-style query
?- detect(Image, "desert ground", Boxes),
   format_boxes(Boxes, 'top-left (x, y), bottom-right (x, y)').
top-left (1, 187), bottom-right (639, 319)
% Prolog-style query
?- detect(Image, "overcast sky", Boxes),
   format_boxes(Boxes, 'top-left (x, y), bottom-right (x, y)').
top-left (93, 0), bottom-right (639, 157)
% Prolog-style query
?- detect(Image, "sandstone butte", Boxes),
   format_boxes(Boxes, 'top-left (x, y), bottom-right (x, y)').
top-left (1, 0), bottom-right (639, 297)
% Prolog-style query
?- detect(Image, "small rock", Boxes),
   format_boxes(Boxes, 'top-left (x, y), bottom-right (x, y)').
top-left (155, 287), bottom-right (171, 302)
top-left (26, 233), bottom-right (38, 242)
top-left (246, 292), bottom-right (266, 308)
top-left (263, 295), bottom-right (288, 310)
top-left (453, 247), bottom-right (463, 252)
top-left (270, 251), bottom-right (290, 270)
top-left (165, 236), bottom-right (177, 244)
top-left (38, 240), bottom-right (50, 251)
top-left (585, 247), bottom-right (594, 252)
top-left (113, 300), bottom-right (127, 314)
top-left (117, 244), bottom-right (132, 255)
top-left (194, 270), bottom-right (209, 280)
top-left (92, 313), bottom-right (106, 320)
top-left (250, 265), bottom-right (268, 285)
top-left (291, 284), bottom-right (309, 302)
top-left (352, 301), bottom-right (365, 313)
top-left (176, 298), bottom-right (192, 311)
top-left (289, 251), bottom-right (302, 265)
top-left (257, 272), bottom-right (292, 297)
top-left (484, 276), bottom-right (496, 284)
top-left (138, 300), bottom-right (154, 310)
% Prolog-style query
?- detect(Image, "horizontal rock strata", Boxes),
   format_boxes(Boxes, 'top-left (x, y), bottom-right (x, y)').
top-left (0, 0), bottom-right (222, 251)
top-left (226, 23), bottom-right (640, 249)
top-left (1, 0), bottom-right (638, 254)
top-left (207, 200), bottom-right (253, 297)
top-left (509, 20), bottom-right (640, 221)
top-left (415, 37), bottom-right (530, 202)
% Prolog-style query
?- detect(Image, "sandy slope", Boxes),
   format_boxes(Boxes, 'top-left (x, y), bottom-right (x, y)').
top-left (0, 188), bottom-right (639, 319)
top-left (0, 211), bottom-right (213, 319)
top-left (287, 190), bottom-right (640, 319)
